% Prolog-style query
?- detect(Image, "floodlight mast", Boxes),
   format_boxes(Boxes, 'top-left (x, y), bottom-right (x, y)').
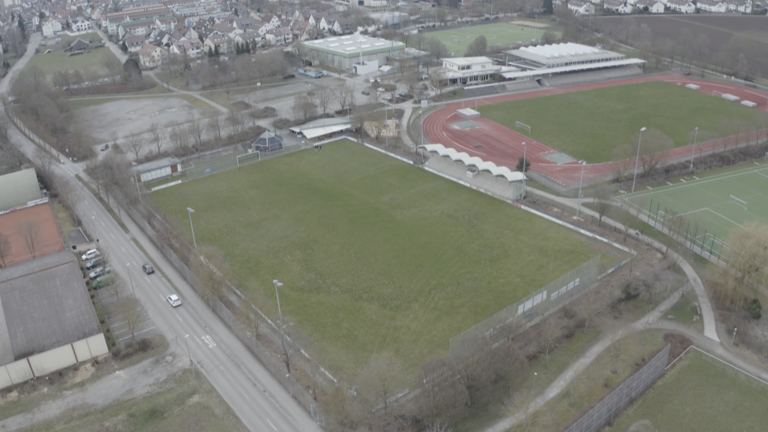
top-left (631, 127), bottom-right (647, 194)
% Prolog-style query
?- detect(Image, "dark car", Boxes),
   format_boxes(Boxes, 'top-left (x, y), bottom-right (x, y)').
top-left (142, 263), bottom-right (155, 274)
top-left (100, 143), bottom-right (109, 151)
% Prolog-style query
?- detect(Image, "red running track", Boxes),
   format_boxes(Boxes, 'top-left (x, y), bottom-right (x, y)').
top-left (423, 74), bottom-right (768, 187)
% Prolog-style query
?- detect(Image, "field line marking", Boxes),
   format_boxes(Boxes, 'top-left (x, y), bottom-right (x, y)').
top-left (705, 208), bottom-right (744, 229)
top-left (627, 165), bottom-right (768, 200)
top-left (690, 346), bottom-right (768, 387)
top-left (266, 419), bottom-right (277, 431)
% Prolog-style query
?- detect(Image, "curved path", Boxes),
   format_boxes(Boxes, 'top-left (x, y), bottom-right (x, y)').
top-left (423, 74), bottom-right (768, 186)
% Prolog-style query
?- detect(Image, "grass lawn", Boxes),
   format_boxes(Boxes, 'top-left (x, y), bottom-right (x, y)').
top-left (532, 330), bottom-right (666, 432)
top-left (477, 81), bottom-right (767, 163)
top-left (15, 369), bottom-right (248, 432)
top-left (612, 349), bottom-right (768, 431)
top-left (26, 48), bottom-right (118, 82)
top-left (153, 139), bottom-right (625, 375)
top-left (427, 22), bottom-right (560, 56)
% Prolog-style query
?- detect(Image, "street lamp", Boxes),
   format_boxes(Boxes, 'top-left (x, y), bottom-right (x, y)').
top-left (532, 372), bottom-right (538, 393)
top-left (689, 127), bottom-right (698, 173)
top-left (185, 334), bottom-right (192, 366)
top-left (126, 262), bottom-right (135, 296)
top-left (187, 207), bottom-right (197, 250)
top-left (731, 327), bottom-right (737, 345)
top-left (576, 160), bottom-right (587, 218)
top-left (521, 142), bottom-right (527, 173)
top-left (273, 279), bottom-right (286, 348)
top-left (631, 127), bottom-right (647, 194)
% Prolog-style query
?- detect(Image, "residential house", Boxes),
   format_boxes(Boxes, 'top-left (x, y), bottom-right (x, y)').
top-left (265, 27), bottom-right (292, 45)
top-left (319, 14), bottom-right (340, 31)
top-left (308, 12), bottom-right (326, 28)
top-left (171, 23), bottom-right (198, 40)
top-left (204, 32), bottom-right (232, 54)
top-left (332, 17), bottom-right (355, 34)
top-left (139, 44), bottom-right (168, 67)
top-left (603, 0), bottom-right (633, 12)
top-left (567, 0), bottom-right (595, 14)
top-left (727, 0), bottom-right (751, 12)
top-left (261, 13), bottom-right (281, 29)
top-left (234, 16), bottom-right (257, 30)
top-left (71, 16), bottom-right (91, 32)
top-left (151, 30), bottom-right (173, 47)
top-left (155, 16), bottom-right (177, 32)
top-left (292, 21), bottom-right (310, 41)
top-left (170, 37), bottom-right (204, 57)
top-left (666, 0), bottom-right (695, 12)
top-left (64, 38), bottom-right (90, 53)
top-left (696, 0), bottom-right (727, 11)
top-left (123, 34), bottom-right (145, 52)
top-left (118, 18), bottom-right (156, 38)
top-left (41, 18), bottom-right (62, 36)
top-left (635, 0), bottom-right (665, 11)
top-left (233, 28), bottom-right (261, 47)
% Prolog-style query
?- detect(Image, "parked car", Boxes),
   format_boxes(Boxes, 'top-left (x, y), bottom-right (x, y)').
top-left (396, 92), bottom-right (408, 98)
top-left (142, 263), bottom-right (155, 274)
top-left (92, 274), bottom-right (114, 289)
top-left (167, 294), bottom-right (182, 307)
top-left (361, 90), bottom-right (370, 95)
top-left (81, 249), bottom-right (99, 261)
top-left (89, 266), bottom-right (111, 280)
top-left (100, 143), bottom-right (109, 151)
top-left (382, 94), bottom-right (392, 101)
top-left (377, 87), bottom-right (385, 92)
top-left (85, 257), bottom-right (103, 270)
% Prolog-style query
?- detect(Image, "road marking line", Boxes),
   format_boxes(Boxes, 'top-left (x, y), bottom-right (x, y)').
top-left (194, 335), bottom-right (203, 345)
top-left (240, 389), bottom-right (249, 400)
top-left (121, 246), bottom-right (125, 252)
top-left (206, 335), bottom-right (217, 347)
top-left (110, 233), bottom-right (115, 239)
top-left (101, 221), bottom-right (105, 227)
top-left (267, 419), bottom-right (277, 431)
top-left (175, 313), bottom-right (183, 323)
top-left (145, 277), bottom-right (150, 283)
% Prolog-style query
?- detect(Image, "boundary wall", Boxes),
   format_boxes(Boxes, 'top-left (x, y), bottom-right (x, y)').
top-left (563, 344), bottom-right (670, 432)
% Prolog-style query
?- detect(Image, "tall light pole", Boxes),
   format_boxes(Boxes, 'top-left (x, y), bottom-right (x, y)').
top-left (126, 262), bottom-right (135, 296)
top-left (576, 160), bottom-right (586, 218)
top-left (631, 127), bottom-right (647, 194)
top-left (532, 372), bottom-right (537, 393)
top-left (522, 141), bottom-right (527, 173)
top-left (689, 126), bottom-right (698, 173)
top-left (273, 279), bottom-right (286, 348)
top-left (187, 207), bottom-right (197, 250)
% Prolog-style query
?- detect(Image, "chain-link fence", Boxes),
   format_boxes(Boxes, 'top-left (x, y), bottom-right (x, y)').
top-left (408, 104), bottom-right (444, 148)
top-left (563, 344), bottom-right (671, 432)
top-left (449, 256), bottom-right (601, 358)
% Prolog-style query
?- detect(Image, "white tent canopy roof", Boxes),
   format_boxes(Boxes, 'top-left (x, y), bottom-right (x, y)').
top-left (418, 144), bottom-right (526, 182)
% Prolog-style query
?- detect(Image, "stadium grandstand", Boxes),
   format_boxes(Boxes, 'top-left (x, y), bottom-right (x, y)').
top-left (501, 43), bottom-right (645, 84)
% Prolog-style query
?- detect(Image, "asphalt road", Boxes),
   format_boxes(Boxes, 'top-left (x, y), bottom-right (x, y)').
top-left (2, 33), bottom-right (322, 432)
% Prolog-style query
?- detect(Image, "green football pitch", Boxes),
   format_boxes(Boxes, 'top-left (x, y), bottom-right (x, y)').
top-left (427, 23), bottom-right (557, 56)
top-left (477, 81), bottom-right (768, 163)
top-left (153, 140), bottom-right (625, 375)
top-left (623, 164), bottom-right (768, 257)
top-left (613, 350), bottom-right (768, 431)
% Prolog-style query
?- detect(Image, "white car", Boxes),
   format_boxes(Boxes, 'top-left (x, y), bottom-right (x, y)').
top-left (81, 249), bottom-right (99, 261)
top-left (167, 294), bottom-right (182, 307)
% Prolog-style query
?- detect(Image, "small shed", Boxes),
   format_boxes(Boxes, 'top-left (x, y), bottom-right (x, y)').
top-left (252, 131), bottom-right (283, 153)
top-left (457, 108), bottom-right (480, 119)
top-left (132, 156), bottom-right (182, 182)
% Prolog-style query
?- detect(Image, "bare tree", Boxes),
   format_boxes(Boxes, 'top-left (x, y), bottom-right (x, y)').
top-left (227, 110), bottom-right (246, 139)
top-left (490, 339), bottom-right (529, 393)
top-left (593, 184), bottom-right (613, 227)
top-left (115, 296), bottom-right (147, 349)
top-left (430, 68), bottom-right (448, 97)
top-left (451, 334), bottom-right (492, 406)
top-left (191, 245), bottom-right (233, 310)
top-left (15, 218), bottom-right (40, 259)
top-left (207, 115), bottom-right (223, 143)
top-left (612, 144), bottom-right (635, 183)
top-left (126, 134), bottom-right (144, 161)
top-left (357, 352), bottom-right (405, 417)
top-left (414, 356), bottom-right (468, 427)
top-left (539, 315), bottom-right (561, 370)
top-left (189, 115), bottom-right (207, 149)
top-left (313, 88), bottom-right (334, 115)
top-left (610, 329), bottom-right (630, 374)
top-left (574, 287), bottom-right (607, 334)
top-left (101, 55), bottom-right (123, 93)
top-left (319, 383), bottom-right (362, 432)
top-left (334, 83), bottom-right (355, 114)
top-left (505, 389), bottom-right (550, 432)
top-left (0, 231), bottom-right (10, 268)
top-left (292, 94), bottom-right (317, 121)
top-left (638, 129), bottom-right (673, 176)
top-left (710, 222), bottom-right (768, 307)
top-left (149, 123), bottom-right (165, 154)
top-left (35, 148), bottom-right (54, 182)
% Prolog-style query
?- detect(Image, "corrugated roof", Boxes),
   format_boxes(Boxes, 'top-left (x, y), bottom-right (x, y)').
top-left (501, 58), bottom-right (645, 79)
top-left (132, 156), bottom-right (182, 175)
top-left (0, 168), bottom-right (42, 212)
top-left (0, 251), bottom-right (102, 363)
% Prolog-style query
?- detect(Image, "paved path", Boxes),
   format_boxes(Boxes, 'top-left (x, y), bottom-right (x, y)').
top-left (146, 71), bottom-right (229, 114)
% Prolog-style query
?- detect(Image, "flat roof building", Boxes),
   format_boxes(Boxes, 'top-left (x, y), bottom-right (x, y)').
top-left (505, 43), bottom-right (625, 69)
top-left (0, 251), bottom-right (108, 390)
top-left (131, 156), bottom-right (182, 183)
top-left (303, 35), bottom-right (405, 71)
top-left (0, 168), bottom-right (42, 211)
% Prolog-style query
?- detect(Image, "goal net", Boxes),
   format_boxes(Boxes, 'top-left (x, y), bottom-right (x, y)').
top-left (236, 151), bottom-right (260, 167)
top-left (515, 121), bottom-right (531, 135)
top-left (729, 195), bottom-right (748, 211)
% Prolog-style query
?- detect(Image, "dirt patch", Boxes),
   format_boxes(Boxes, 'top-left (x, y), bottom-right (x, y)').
top-left (628, 419), bottom-right (655, 432)
top-left (77, 97), bottom-right (204, 141)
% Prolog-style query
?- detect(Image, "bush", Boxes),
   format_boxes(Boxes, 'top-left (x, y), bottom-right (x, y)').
top-left (137, 338), bottom-right (153, 352)
top-left (747, 298), bottom-right (762, 319)
top-left (112, 347), bottom-right (122, 358)
top-left (620, 280), bottom-right (641, 302)
top-left (272, 117), bottom-right (291, 129)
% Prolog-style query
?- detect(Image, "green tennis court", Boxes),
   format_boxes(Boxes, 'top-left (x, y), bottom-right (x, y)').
top-left (623, 165), bottom-right (768, 255)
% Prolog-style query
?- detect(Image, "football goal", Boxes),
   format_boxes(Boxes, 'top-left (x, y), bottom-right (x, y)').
top-left (515, 121), bottom-right (531, 135)
top-left (729, 195), bottom-right (748, 211)
top-left (236, 151), bottom-right (260, 167)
